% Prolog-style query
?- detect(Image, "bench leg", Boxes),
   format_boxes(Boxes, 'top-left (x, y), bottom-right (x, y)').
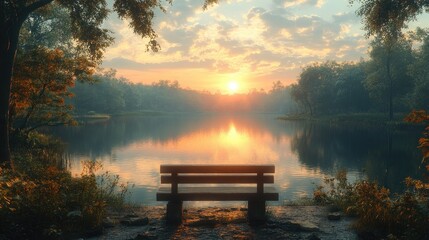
top-left (166, 200), bottom-right (183, 223)
top-left (248, 200), bottom-right (266, 222)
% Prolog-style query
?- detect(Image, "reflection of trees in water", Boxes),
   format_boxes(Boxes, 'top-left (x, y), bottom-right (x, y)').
top-left (49, 114), bottom-right (296, 158)
top-left (290, 123), bottom-right (423, 192)
top-left (51, 115), bottom-right (424, 193)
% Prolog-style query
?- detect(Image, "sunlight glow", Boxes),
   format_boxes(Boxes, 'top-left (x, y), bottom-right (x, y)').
top-left (228, 81), bottom-right (239, 94)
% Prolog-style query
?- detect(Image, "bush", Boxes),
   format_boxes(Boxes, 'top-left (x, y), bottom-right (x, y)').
top-left (314, 171), bottom-right (429, 239)
top-left (0, 133), bottom-right (128, 239)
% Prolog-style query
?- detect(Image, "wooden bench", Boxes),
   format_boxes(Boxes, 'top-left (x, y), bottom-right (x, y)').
top-left (156, 164), bottom-right (279, 223)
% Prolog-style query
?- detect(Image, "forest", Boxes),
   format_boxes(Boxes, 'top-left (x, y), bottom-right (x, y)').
top-left (290, 32), bottom-right (429, 117)
top-left (70, 74), bottom-right (296, 115)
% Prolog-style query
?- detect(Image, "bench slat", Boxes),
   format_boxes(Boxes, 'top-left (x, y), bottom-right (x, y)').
top-left (156, 186), bottom-right (279, 201)
top-left (161, 175), bottom-right (274, 184)
top-left (160, 165), bottom-right (275, 173)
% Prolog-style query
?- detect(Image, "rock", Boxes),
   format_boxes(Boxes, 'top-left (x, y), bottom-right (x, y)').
top-left (67, 210), bottom-right (82, 218)
top-left (239, 207), bottom-right (247, 211)
top-left (124, 213), bottom-right (139, 218)
top-left (121, 217), bottom-right (149, 226)
top-left (66, 210), bottom-right (83, 223)
top-left (230, 207), bottom-right (238, 211)
top-left (328, 212), bottom-right (341, 220)
top-left (288, 221), bottom-right (319, 232)
top-left (102, 217), bottom-right (115, 228)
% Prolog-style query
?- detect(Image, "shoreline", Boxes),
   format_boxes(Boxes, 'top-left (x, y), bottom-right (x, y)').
top-left (91, 205), bottom-right (357, 240)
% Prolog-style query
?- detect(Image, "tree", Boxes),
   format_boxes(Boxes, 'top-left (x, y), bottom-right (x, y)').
top-left (11, 5), bottom-right (94, 134)
top-left (364, 37), bottom-right (414, 114)
top-left (334, 62), bottom-right (370, 113)
top-left (351, 0), bottom-right (429, 120)
top-left (11, 47), bottom-right (93, 132)
top-left (291, 62), bottom-right (339, 116)
top-left (0, 0), bottom-right (219, 168)
top-left (408, 28), bottom-right (429, 110)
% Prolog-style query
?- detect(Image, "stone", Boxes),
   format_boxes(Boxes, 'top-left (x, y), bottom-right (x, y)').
top-left (327, 212), bottom-right (341, 221)
top-left (102, 217), bottom-right (115, 228)
top-left (288, 221), bottom-right (319, 232)
top-left (67, 210), bottom-right (82, 218)
top-left (120, 217), bottom-right (149, 226)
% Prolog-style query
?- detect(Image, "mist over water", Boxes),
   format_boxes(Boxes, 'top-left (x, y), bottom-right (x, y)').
top-left (49, 114), bottom-right (424, 206)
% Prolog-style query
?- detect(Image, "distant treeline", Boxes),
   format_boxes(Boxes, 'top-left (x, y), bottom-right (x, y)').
top-left (290, 32), bottom-right (429, 117)
top-left (71, 70), bottom-right (298, 114)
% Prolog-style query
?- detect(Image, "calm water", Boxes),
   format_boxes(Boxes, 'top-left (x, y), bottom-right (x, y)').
top-left (50, 114), bottom-right (424, 206)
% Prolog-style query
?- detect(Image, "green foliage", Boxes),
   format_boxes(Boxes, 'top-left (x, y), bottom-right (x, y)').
top-left (291, 29), bottom-right (429, 117)
top-left (351, 0), bottom-right (429, 41)
top-left (0, 133), bottom-right (128, 239)
top-left (291, 61), bottom-right (371, 116)
top-left (364, 36), bottom-right (414, 113)
top-left (407, 29), bottom-right (429, 111)
top-left (314, 171), bottom-right (429, 239)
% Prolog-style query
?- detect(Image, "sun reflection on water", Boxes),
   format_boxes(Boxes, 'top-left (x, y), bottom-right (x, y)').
top-left (68, 116), bottom-right (328, 205)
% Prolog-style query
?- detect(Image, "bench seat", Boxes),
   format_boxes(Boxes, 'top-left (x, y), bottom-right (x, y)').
top-left (157, 186), bottom-right (278, 201)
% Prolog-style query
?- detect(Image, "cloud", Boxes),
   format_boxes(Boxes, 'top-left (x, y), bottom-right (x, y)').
top-left (103, 0), bottom-right (368, 90)
top-left (274, 0), bottom-right (326, 8)
top-left (103, 57), bottom-right (214, 70)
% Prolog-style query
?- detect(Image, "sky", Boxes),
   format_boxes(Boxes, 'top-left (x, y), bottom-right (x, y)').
top-left (101, 0), bottom-right (429, 94)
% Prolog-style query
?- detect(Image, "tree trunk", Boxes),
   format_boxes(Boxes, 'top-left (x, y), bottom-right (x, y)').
top-left (0, 23), bottom-right (21, 168)
top-left (386, 48), bottom-right (393, 121)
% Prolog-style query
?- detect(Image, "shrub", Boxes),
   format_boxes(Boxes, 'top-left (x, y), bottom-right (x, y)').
top-left (0, 132), bottom-right (128, 239)
top-left (314, 171), bottom-right (429, 239)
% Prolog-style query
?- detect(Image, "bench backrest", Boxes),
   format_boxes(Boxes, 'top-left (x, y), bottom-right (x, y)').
top-left (160, 164), bottom-right (275, 194)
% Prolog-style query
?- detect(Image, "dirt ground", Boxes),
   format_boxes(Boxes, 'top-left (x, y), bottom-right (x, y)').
top-left (90, 205), bottom-right (358, 240)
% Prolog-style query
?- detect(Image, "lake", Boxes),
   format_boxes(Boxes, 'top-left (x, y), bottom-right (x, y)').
top-left (50, 114), bottom-right (425, 206)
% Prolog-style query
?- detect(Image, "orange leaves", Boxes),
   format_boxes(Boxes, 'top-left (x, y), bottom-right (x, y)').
top-left (11, 46), bottom-right (94, 130)
top-left (404, 110), bottom-right (429, 123)
top-left (406, 110), bottom-right (429, 168)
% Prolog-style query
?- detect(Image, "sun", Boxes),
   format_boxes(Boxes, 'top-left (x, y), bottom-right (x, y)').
top-left (228, 81), bottom-right (239, 94)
